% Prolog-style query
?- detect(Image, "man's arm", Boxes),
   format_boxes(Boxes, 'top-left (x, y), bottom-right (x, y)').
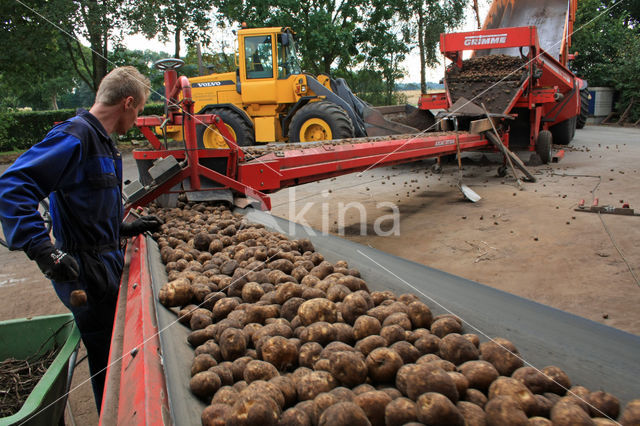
top-left (0, 130), bottom-right (82, 255)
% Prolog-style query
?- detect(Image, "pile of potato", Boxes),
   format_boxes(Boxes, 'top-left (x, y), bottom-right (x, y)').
top-left (150, 202), bottom-right (640, 426)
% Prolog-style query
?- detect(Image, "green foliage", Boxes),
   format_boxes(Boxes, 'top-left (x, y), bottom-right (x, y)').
top-left (572, 0), bottom-right (640, 120)
top-left (0, 109), bottom-right (76, 152)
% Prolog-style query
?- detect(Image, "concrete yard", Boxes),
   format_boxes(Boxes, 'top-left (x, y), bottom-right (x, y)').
top-left (0, 124), bottom-right (639, 423)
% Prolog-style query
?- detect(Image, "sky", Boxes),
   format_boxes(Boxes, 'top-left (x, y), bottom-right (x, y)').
top-left (123, 3), bottom-right (491, 84)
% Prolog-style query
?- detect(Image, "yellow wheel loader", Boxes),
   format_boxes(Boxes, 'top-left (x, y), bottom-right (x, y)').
top-left (161, 26), bottom-right (420, 147)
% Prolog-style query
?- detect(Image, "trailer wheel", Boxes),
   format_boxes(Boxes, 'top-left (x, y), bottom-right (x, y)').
top-left (497, 165), bottom-right (507, 177)
top-left (289, 101), bottom-right (354, 143)
top-left (197, 108), bottom-right (254, 148)
top-left (576, 89), bottom-right (589, 129)
top-left (550, 116), bottom-right (576, 146)
top-left (536, 130), bottom-right (553, 164)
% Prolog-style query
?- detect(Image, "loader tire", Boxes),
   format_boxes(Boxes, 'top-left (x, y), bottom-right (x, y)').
top-left (197, 108), bottom-right (254, 148)
top-left (576, 89), bottom-right (589, 129)
top-left (289, 101), bottom-right (355, 143)
top-left (536, 130), bottom-right (553, 164)
top-left (550, 116), bottom-right (576, 146)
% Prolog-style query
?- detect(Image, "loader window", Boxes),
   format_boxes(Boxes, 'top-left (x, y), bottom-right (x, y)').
top-left (245, 35), bottom-right (274, 79)
top-left (277, 33), bottom-right (302, 79)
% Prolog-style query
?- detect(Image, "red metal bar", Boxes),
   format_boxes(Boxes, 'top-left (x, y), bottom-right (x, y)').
top-left (100, 236), bottom-right (169, 425)
top-left (238, 133), bottom-right (490, 191)
top-left (441, 26), bottom-right (539, 54)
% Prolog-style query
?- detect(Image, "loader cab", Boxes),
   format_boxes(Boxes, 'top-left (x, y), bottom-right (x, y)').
top-left (240, 27), bottom-right (301, 80)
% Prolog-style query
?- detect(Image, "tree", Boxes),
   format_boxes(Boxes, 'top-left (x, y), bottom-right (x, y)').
top-left (572, 0), bottom-right (640, 119)
top-left (0, 1), bottom-right (78, 109)
top-left (124, 0), bottom-right (213, 59)
top-left (401, 0), bottom-right (467, 93)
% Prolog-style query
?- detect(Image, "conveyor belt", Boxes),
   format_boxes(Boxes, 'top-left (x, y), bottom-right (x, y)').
top-left (148, 209), bottom-right (640, 425)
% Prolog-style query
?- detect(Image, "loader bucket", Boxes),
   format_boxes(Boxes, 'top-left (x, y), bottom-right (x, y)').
top-left (361, 106), bottom-right (420, 137)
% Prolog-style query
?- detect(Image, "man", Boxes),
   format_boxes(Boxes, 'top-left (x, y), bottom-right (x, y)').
top-left (0, 66), bottom-right (162, 410)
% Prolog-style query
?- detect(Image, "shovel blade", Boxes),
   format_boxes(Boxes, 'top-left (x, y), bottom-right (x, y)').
top-left (459, 184), bottom-right (482, 202)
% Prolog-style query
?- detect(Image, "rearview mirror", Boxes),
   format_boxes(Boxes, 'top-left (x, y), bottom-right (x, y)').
top-left (281, 33), bottom-right (290, 47)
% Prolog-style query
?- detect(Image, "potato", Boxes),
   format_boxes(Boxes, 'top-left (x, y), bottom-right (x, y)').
top-left (438, 333), bottom-right (479, 365)
top-left (488, 377), bottom-right (537, 416)
top-left (528, 417), bottom-right (553, 426)
top-left (343, 384), bottom-right (370, 396)
top-left (327, 284), bottom-right (351, 303)
top-left (220, 328), bottom-right (247, 361)
top-left (355, 335), bottom-right (387, 357)
top-left (309, 261), bottom-right (334, 279)
top-left (178, 304), bottom-right (199, 325)
top-left (541, 365), bottom-right (571, 395)
top-left (430, 317), bottom-right (462, 338)
top-left (299, 342), bottom-right (323, 369)
top-left (278, 407), bottom-right (311, 426)
top-left (404, 364), bottom-right (459, 402)
top-left (531, 394), bottom-right (553, 418)
top-left (463, 333), bottom-right (480, 348)
top-left (190, 308), bottom-right (214, 330)
top-left (332, 322), bottom-right (355, 345)
top-left (385, 397), bottom-right (417, 425)
top-left (371, 291), bottom-right (396, 306)
top-left (389, 341), bottom-right (421, 364)
top-left (212, 386), bottom-right (239, 406)
top-left (243, 380), bottom-right (286, 410)
top-left (281, 297), bottom-right (305, 321)
top-left (159, 278), bottom-right (193, 307)
top-left (366, 347), bottom-right (404, 384)
top-left (188, 327), bottom-right (215, 347)
top-left (259, 336), bottom-right (298, 370)
top-left (378, 325), bottom-right (405, 346)
top-left (484, 395), bottom-right (528, 426)
top-left (297, 298), bottom-right (338, 325)
top-left (191, 353), bottom-right (217, 376)
top-left (231, 357), bottom-right (254, 382)
top-left (293, 400), bottom-right (317, 425)
top-left (201, 403), bottom-right (231, 426)
top-left (296, 371), bottom-right (338, 401)
top-left (300, 321), bottom-right (336, 345)
top-left (329, 386), bottom-right (356, 402)
top-left (416, 392), bottom-right (464, 425)
top-left (190, 371), bottom-right (222, 400)
top-left (511, 366), bottom-right (548, 394)
top-left (463, 388), bottom-right (487, 408)
top-left (550, 398), bottom-right (595, 426)
top-left (312, 392), bottom-right (339, 421)
top-left (354, 390), bottom-right (392, 426)
top-left (212, 297), bottom-right (240, 321)
top-left (457, 360), bottom-right (499, 392)
top-left (447, 371), bottom-right (469, 399)
top-left (479, 338), bottom-right (523, 376)
top-left (382, 312), bottom-right (412, 330)
top-left (620, 399), bottom-right (640, 426)
top-left (269, 375), bottom-right (297, 408)
top-left (568, 386), bottom-right (592, 412)
top-left (313, 358), bottom-right (331, 373)
top-left (327, 351), bottom-right (368, 387)
top-left (320, 341), bottom-right (357, 358)
top-left (318, 402), bottom-right (371, 426)
top-left (455, 401), bottom-right (486, 426)
top-left (226, 394), bottom-right (280, 426)
top-left (378, 387), bottom-right (402, 400)
top-left (353, 315), bottom-right (382, 341)
top-left (414, 334), bottom-right (441, 355)
top-left (195, 340), bottom-right (222, 362)
top-left (241, 282), bottom-right (265, 303)
top-left (209, 364), bottom-right (234, 386)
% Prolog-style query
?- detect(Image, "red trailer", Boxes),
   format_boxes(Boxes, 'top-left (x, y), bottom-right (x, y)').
top-left (419, 0), bottom-right (588, 164)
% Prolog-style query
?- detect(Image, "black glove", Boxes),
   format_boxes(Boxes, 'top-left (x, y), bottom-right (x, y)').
top-left (121, 215), bottom-right (163, 237)
top-left (31, 244), bottom-right (80, 282)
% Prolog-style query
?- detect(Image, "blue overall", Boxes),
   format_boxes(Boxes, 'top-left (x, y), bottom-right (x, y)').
top-left (0, 109), bottom-right (124, 410)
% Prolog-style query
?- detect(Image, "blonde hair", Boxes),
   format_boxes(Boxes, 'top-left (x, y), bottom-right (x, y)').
top-left (95, 66), bottom-right (151, 106)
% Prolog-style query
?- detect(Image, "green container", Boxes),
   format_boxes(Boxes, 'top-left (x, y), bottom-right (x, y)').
top-left (0, 314), bottom-right (81, 426)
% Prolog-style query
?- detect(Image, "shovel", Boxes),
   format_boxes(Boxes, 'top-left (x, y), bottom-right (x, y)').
top-left (453, 118), bottom-right (482, 202)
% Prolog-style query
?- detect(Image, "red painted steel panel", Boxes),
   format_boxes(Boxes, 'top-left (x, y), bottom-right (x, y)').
top-left (102, 237), bottom-right (170, 425)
